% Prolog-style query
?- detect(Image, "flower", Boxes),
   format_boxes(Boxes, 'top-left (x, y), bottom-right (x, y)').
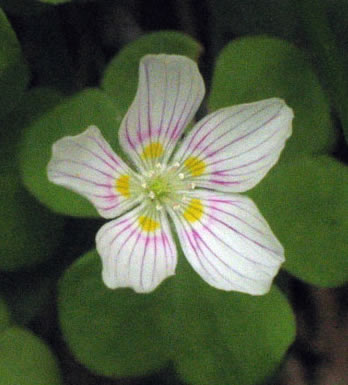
top-left (47, 54), bottom-right (293, 295)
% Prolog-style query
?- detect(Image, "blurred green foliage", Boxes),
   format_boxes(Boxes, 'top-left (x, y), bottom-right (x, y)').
top-left (0, 8), bottom-right (66, 271)
top-left (0, 0), bottom-right (48, 15)
top-left (0, 175), bottom-right (65, 270)
top-left (0, 297), bottom-right (10, 332)
top-left (0, 9), bottom-right (29, 120)
top-left (0, 298), bottom-right (62, 384)
top-left (0, 326), bottom-right (62, 385)
top-left (0, 269), bottom-right (55, 325)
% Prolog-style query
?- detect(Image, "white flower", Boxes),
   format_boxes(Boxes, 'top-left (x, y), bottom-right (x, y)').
top-left (47, 54), bottom-right (294, 295)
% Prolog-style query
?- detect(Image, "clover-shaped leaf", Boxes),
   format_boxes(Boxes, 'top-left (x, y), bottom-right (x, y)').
top-left (0, 88), bottom-right (65, 270)
top-left (209, 36), bottom-right (336, 161)
top-left (59, 250), bottom-right (170, 377)
top-left (59, 250), bottom-right (295, 385)
top-left (249, 155), bottom-right (348, 286)
top-left (163, 255), bottom-right (295, 385)
top-left (0, 327), bottom-right (62, 385)
top-left (18, 89), bottom-right (120, 217)
top-left (0, 175), bottom-right (65, 270)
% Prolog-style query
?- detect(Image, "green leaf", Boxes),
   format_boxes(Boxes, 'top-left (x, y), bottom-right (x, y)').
top-left (169, 257), bottom-right (295, 385)
top-left (58, 250), bottom-right (170, 378)
top-left (0, 327), bottom-right (62, 385)
top-left (0, 175), bottom-right (65, 270)
top-left (0, 8), bottom-right (29, 120)
top-left (59, 250), bottom-right (295, 384)
top-left (0, 297), bottom-right (10, 332)
top-left (102, 31), bottom-right (202, 116)
top-left (0, 88), bottom-right (66, 271)
top-left (209, 36), bottom-right (336, 161)
top-left (18, 88), bottom-right (122, 217)
top-left (249, 155), bottom-right (348, 286)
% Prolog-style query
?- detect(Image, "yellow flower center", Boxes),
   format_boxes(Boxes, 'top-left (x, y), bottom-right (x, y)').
top-left (115, 174), bottom-right (130, 198)
top-left (141, 142), bottom-right (164, 160)
top-left (138, 215), bottom-right (160, 232)
top-left (182, 199), bottom-right (204, 223)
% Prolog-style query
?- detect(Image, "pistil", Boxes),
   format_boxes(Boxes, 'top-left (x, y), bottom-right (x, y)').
top-left (138, 162), bottom-right (196, 211)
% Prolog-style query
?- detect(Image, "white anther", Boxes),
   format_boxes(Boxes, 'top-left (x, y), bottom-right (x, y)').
top-left (141, 182), bottom-right (147, 189)
top-left (190, 182), bottom-right (196, 190)
top-left (156, 204), bottom-right (163, 210)
top-left (173, 162), bottom-right (180, 168)
top-left (182, 196), bottom-right (188, 203)
top-left (148, 191), bottom-right (155, 199)
top-left (155, 163), bottom-right (162, 169)
top-left (178, 173), bottom-right (185, 180)
top-left (173, 204), bottom-right (181, 211)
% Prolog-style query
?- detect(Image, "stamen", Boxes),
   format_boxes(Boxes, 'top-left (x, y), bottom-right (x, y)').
top-left (138, 160), bottom-right (193, 210)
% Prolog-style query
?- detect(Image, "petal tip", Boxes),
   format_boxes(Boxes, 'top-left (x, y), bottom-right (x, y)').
top-left (101, 269), bottom-right (176, 293)
top-left (140, 53), bottom-right (196, 66)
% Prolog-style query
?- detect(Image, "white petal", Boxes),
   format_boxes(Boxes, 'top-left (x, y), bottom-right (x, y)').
top-left (119, 54), bottom-right (205, 171)
top-left (173, 98), bottom-right (293, 192)
top-left (96, 204), bottom-right (177, 293)
top-left (168, 190), bottom-right (284, 295)
top-left (47, 126), bottom-right (141, 218)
